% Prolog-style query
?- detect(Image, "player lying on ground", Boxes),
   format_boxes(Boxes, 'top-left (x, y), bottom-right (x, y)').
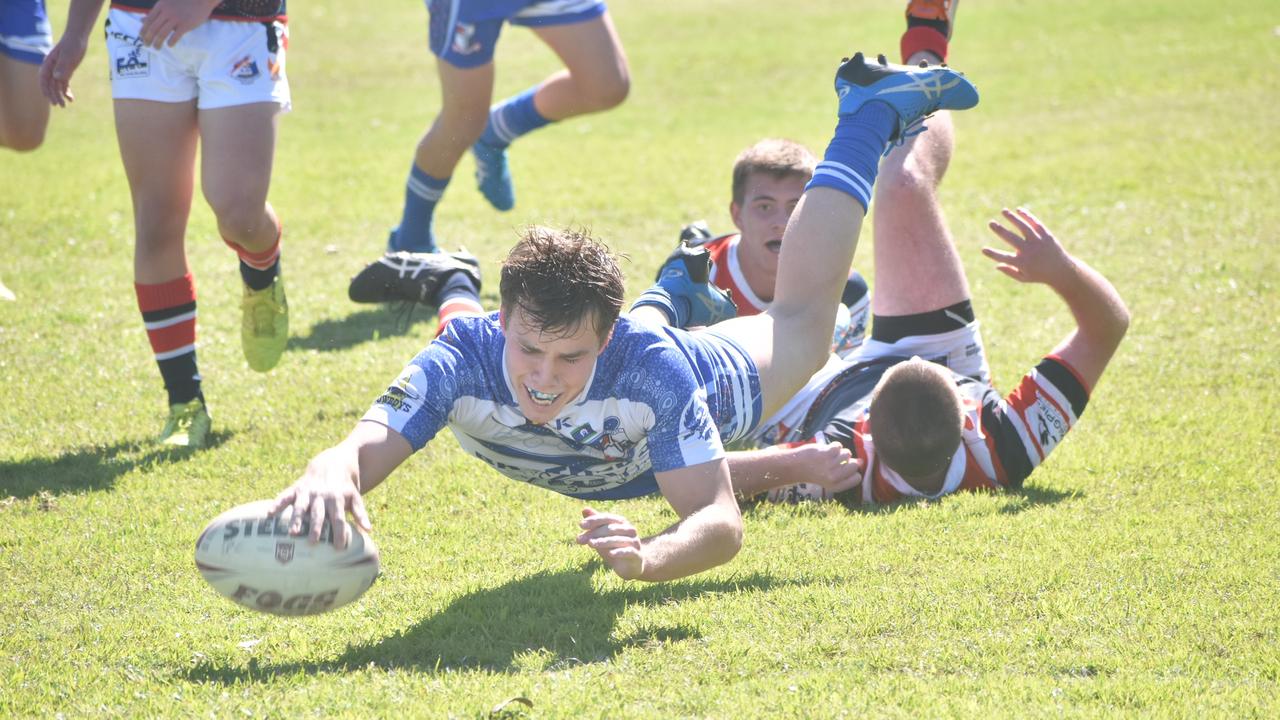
top-left (41, 0), bottom-right (294, 449)
top-left (724, 111), bottom-right (1130, 505)
top-left (269, 53), bottom-right (979, 581)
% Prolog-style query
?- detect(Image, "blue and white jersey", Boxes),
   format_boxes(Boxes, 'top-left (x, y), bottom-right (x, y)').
top-left (363, 313), bottom-right (762, 500)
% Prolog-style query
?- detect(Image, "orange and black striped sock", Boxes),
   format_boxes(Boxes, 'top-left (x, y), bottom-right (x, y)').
top-left (136, 273), bottom-right (202, 406)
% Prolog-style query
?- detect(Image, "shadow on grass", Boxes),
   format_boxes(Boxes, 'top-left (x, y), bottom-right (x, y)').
top-left (0, 431), bottom-right (233, 499)
top-left (183, 565), bottom-right (791, 681)
top-left (741, 483), bottom-right (1078, 517)
top-left (289, 305), bottom-right (435, 353)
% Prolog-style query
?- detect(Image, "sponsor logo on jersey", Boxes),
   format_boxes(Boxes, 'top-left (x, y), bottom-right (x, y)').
top-left (115, 47), bottom-right (149, 78)
top-left (231, 56), bottom-right (261, 84)
top-left (274, 542), bottom-right (294, 564)
top-left (1031, 394), bottom-right (1067, 452)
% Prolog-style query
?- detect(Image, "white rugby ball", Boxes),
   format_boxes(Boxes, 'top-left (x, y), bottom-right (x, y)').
top-left (195, 500), bottom-right (379, 616)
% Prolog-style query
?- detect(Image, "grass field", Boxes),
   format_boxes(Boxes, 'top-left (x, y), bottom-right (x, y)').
top-left (2, 0), bottom-right (1279, 716)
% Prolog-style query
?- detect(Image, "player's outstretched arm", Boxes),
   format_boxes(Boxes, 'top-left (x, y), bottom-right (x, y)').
top-left (726, 442), bottom-right (863, 499)
top-left (40, 0), bottom-right (107, 107)
top-left (577, 459), bottom-right (743, 581)
top-left (983, 207), bottom-right (1131, 391)
top-left (269, 421), bottom-right (413, 550)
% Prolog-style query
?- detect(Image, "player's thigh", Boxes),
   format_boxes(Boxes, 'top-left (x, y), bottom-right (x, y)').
top-left (529, 12), bottom-right (628, 95)
top-left (870, 113), bottom-right (970, 316)
top-left (707, 313), bottom-right (826, 421)
top-left (197, 102), bottom-right (279, 217)
top-left (0, 54), bottom-right (49, 147)
top-left (113, 99), bottom-right (199, 222)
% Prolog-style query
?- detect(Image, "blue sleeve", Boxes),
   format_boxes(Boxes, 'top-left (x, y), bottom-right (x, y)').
top-left (640, 345), bottom-right (724, 473)
top-left (360, 330), bottom-right (471, 451)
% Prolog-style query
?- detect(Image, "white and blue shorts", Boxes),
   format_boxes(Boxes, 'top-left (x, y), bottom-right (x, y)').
top-left (0, 0), bottom-right (52, 65)
top-left (427, 0), bottom-right (607, 68)
top-left (104, 7), bottom-right (289, 110)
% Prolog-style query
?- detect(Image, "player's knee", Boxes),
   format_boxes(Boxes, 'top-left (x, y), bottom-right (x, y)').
top-left (877, 159), bottom-right (935, 204)
top-left (578, 70), bottom-right (630, 112)
top-left (435, 101), bottom-right (491, 142)
top-left (209, 197), bottom-right (270, 243)
top-left (2, 123), bottom-right (47, 152)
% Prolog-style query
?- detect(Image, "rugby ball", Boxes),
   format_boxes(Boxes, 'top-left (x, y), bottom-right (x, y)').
top-left (195, 500), bottom-right (379, 616)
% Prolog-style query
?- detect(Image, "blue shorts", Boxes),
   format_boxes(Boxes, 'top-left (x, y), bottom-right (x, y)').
top-left (427, 0), bottom-right (607, 68)
top-left (0, 0), bottom-right (52, 64)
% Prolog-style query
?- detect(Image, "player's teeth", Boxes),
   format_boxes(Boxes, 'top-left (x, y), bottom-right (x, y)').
top-left (527, 386), bottom-right (558, 404)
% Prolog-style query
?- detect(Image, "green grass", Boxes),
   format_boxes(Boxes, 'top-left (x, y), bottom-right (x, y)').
top-left (2, 0), bottom-right (1279, 716)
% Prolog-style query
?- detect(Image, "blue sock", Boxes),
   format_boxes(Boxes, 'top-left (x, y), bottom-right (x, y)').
top-left (393, 164), bottom-right (449, 253)
top-left (479, 87), bottom-right (552, 149)
top-left (805, 101), bottom-right (899, 211)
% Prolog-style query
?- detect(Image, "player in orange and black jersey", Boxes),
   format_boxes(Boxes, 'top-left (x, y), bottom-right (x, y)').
top-left (41, 0), bottom-right (293, 449)
top-left (669, 138), bottom-right (870, 358)
top-left (723, 0), bottom-right (1130, 505)
top-left (108, 0), bottom-right (284, 23)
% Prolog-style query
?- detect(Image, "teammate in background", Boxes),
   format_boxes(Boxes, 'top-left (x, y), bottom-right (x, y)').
top-left (370, 0), bottom-right (631, 259)
top-left (723, 0), bottom-right (1131, 505)
top-left (270, 54), bottom-right (979, 582)
top-left (1, 0), bottom-right (55, 301)
top-left (41, 0), bottom-right (293, 449)
top-left (1, 0), bottom-right (51, 151)
top-left (644, 138), bottom-right (871, 357)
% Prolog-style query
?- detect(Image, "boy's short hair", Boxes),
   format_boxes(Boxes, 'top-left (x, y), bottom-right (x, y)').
top-left (868, 359), bottom-right (964, 479)
top-left (731, 138), bottom-right (818, 205)
top-left (500, 227), bottom-right (625, 340)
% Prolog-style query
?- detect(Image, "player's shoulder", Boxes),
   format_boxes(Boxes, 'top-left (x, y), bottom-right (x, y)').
top-left (597, 318), bottom-right (700, 390)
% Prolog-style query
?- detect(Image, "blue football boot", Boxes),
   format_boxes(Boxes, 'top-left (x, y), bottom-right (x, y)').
top-left (472, 140), bottom-right (515, 212)
top-left (835, 52), bottom-right (978, 148)
top-left (632, 245), bottom-right (737, 328)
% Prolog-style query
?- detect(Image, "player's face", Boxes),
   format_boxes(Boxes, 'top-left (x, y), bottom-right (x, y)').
top-left (729, 171), bottom-right (808, 299)
top-left (502, 305), bottom-right (611, 425)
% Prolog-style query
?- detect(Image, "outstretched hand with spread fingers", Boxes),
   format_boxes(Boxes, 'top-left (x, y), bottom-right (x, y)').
top-left (982, 207), bottom-right (1076, 286)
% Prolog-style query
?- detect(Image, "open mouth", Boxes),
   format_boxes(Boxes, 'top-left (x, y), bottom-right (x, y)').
top-left (765, 239), bottom-right (783, 253)
top-left (526, 385), bottom-right (561, 406)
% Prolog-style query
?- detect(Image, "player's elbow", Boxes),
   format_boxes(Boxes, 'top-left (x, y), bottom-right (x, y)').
top-left (716, 515), bottom-right (744, 564)
top-left (3, 125), bottom-right (47, 152)
top-left (1109, 294), bottom-right (1132, 346)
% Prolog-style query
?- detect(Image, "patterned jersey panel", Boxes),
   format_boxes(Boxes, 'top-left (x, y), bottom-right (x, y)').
top-left (111, 1), bottom-right (286, 22)
top-left (361, 314), bottom-right (731, 500)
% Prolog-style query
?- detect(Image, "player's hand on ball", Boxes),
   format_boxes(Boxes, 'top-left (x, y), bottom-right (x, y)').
top-left (983, 207), bottom-right (1075, 286)
top-left (792, 440), bottom-right (863, 495)
top-left (576, 507), bottom-right (644, 580)
top-left (269, 445), bottom-right (372, 550)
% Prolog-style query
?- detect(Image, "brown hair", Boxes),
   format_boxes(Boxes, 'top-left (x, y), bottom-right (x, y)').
top-left (868, 359), bottom-right (963, 480)
top-left (499, 227), bottom-right (626, 340)
top-left (731, 138), bottom-right (818, 205)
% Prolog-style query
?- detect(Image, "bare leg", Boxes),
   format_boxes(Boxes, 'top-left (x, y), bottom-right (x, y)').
top-left (0, 54), bottom-right (49, 151)
top-left (199, 102), bottom-right (280, 251)
top-left (870, 110), bottom-right (969, 316)
top-left (114, 100), bottom-right (198, 283)
top-left (713, 188), bottom-right (866, 419)
top-left (529, 14), bottom-right (630, 121)
top-left (414, 60), bottom-right (494, 178)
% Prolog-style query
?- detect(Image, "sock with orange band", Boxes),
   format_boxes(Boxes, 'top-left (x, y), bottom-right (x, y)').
top-left (136, 273), bottom-right (203, 406)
